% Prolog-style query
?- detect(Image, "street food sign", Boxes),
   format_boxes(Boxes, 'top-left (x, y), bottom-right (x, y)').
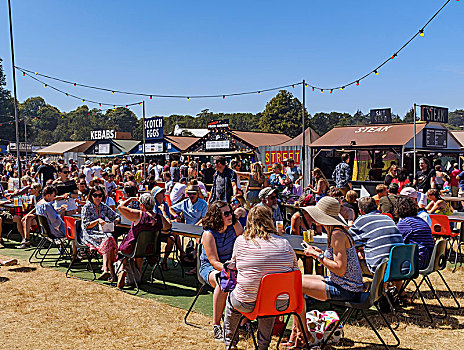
top-left (423, 128), bottom-right (447, 148)
top-left (91, 130), bottom-right (115, 140)
top-left (420, 105), bottom-right (448, 123)
top-left (370, 108), bottom-right (392, 124)
top-left (144, 117), bottom-right (163, 140)
top-left (264, 150), bottom-right (301, 165)
top-left (207, 119), bottom-right (229, 129)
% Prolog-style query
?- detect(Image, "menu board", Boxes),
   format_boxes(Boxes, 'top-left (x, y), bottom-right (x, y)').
top-left (423, 128), bottom-right (447, 148)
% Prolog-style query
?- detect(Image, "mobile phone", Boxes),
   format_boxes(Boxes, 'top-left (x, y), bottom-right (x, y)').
top-left (301, 241), bottom-right (310, 249)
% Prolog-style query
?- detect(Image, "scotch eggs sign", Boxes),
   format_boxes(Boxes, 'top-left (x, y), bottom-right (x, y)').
top-left (90, 130), bottom-right (115, 140)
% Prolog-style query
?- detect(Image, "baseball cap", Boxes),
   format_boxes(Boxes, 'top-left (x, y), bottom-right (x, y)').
top-left (258, 187), bottom-right (277, 200)
top-left (400, 187), bottom-right (418, 199)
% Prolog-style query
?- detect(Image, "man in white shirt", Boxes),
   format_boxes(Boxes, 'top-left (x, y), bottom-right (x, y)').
top-left (83, 161), bottom-right (94, 184)
top-left (92, 161), bottom-right (103, 178)
top-left (170, 177), bottom-right (187, 205)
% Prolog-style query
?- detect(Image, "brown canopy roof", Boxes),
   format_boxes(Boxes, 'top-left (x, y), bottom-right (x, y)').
top-left (451, 131), bottom-right (464, 148)
top-left (165, 136), bottom-right (200, 151)
top-left (230, 130), bottom-right (291, 147)
top-left (310, 123), bottom-right (427, 148)
top-left (277, 127), bottom-right (319, 146)
top-left (36, 141), bottom-right (94, 155)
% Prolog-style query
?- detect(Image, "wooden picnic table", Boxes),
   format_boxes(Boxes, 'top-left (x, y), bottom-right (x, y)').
top-left (447, 212), bottom-right (464, 223)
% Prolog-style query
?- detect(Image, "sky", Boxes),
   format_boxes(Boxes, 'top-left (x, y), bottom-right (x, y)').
top-left (0, 0), bottom-right (463, 121)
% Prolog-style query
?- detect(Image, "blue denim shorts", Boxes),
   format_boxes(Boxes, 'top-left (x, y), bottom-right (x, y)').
top-left (199, 260), bottom-right (215, 286)
top-left (324, 277), bottom-right (362, 301)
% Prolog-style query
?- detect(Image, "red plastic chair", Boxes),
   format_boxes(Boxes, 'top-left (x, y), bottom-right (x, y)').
top-left (158, 182), bottom-right (165, 189)
top-left (64, 216), bottom-right (77, 240)
top-left (164, 194), bottom-right (172, 207)
top-left (227, 270), bottom-right (310, 350)
top-left (430, 214), bottom-right (459, 259)
top-left (382, 212), bottom-right (394, 220)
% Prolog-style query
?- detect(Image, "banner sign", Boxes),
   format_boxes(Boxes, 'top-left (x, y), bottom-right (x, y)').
top-left (207, 119), bottom-right (229, 129)
top-left (423, 128), bottom-right (447, 148)
top-left (264, 150), bottom-right (301, 165)
top-left (370, 108), bottom-right (392, 124)
top-left (8, 142), bottom-right (32, 152)
top-left (420, 105), bottom-right (448, 123)
top-left (91, 130), bottom-right (115, 140)
top-left (139, 143), bottom-right (163, 153)
top-left (145, 117), bottom-right (163, 140)
top-left (206, 140), bottom-right (230, 150)
top-left (97, 143), bottom-right (110, 154)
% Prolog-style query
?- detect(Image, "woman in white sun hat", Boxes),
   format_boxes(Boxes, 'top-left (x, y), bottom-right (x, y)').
top-left (285, 196), bottom-right (363, 348)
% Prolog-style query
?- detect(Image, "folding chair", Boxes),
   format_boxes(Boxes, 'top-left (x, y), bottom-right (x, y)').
top-left (116, 229), bottom-right (164, 294)
top-left (184, 243), bottom-right (208, 328)
top-left (382, 243), bottom-right (430, 327)
top-left (321, 260), bottom-right (400, 350)
top-left (64, 217), bottom-right (97, 281)
top-left (410, 239), bottom-right (460, 321)
top-left (452, 225), bottom-right (464, 272)
top-left (227, 270), bottom-right (310, 350)
top-left (115, 190), bottom-right (124, 203)
top-left (29, 215), bottom-right (69, 267)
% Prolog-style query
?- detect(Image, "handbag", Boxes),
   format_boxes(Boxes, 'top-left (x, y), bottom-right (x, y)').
top-left (306, 310), bottom-right (343, 346)
top-left (218, 261), bottom-right (237, 292)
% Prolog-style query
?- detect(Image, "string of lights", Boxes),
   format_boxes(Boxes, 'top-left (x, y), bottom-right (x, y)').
top-left (19, 70), bottom-right (143, 110)
top-left (14, 0), bottom-right (456, 100)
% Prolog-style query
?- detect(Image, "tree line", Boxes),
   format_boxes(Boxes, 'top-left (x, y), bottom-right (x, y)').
top-left (0, 58), bottom-right (463, 146)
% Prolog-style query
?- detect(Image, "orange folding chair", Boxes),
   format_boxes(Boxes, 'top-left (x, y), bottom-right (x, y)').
top-left (227, 270), bottom-right (310, 350)
top-left (430, 214), bottom-right (459, 260)
top-left (382, 212), bottom-right (393, 220)
top-left (164, 194), bottom-right (172, 207)
top-left (64, 216), bottom-right (77, 241)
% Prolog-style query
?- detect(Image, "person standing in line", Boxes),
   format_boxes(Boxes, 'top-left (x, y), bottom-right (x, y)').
top-left (449, 163), bottom-right (460, 198)
top-left (332, 153), bottom-right (352, 195)
top-left (285, 158), bottom-right (302, 185)
top-left (83, 160), bottom-right (94, 185)
top-left (92, 161), bottom-right (103, 178)
top-left (209, 156), bottom-right (237, 204)
top-left (413, 157), bottom-right (436, 193)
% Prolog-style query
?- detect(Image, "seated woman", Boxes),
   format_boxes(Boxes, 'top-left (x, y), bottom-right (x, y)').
top-left (396, 196), bottom-right (435, 270)
top-left (80, 185), bottom-right (120, 280)
top-left (200, 201), bottom-right (244, 341)
top-left (307, 167), bottom-right (329, 202)
top-left (151, 186), bottom-right (191, 271)
top-left (426, 189), bottom-right (453, 215)
top-left (288, 197), bottom-right (363, 348)
top-left (18, 183), bottom-right (43, 249)
top-left (117, 193), bottom-right (171, 288)
top-left (223, 205), bottom-right (298, 349)
top-left (231, 195), bottom-right (247, 228)
top-left (329, 188), bottom-right (355, 226)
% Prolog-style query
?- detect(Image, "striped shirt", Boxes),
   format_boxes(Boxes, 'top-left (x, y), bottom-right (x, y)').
top-left (397, 216), bottom-right (435, 270)
top-left (232, 234), bottom-right (298, 303)
top-left (349, 211), bottom-right (404, 273)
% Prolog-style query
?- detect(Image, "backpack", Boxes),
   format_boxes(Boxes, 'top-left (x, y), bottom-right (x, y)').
top-left (306, 310), bottom-right (344, 346)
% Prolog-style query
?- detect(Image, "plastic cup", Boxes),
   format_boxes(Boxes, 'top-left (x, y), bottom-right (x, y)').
top-left (14, 197), bottom-right (18, 207)
top-left (145, 185), bottom-right (149, 191)
top-left (276, 221), bottom-right (283, 234)
top-left (303, 230), bottom-right (310, 243)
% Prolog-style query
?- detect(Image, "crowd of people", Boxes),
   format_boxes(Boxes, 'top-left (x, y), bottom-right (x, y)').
top-left (0, 152), bottom-right (458, 349)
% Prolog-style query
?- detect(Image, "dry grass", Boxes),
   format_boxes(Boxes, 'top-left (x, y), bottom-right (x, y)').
top-left (0, 254), bottom-right (464, 350)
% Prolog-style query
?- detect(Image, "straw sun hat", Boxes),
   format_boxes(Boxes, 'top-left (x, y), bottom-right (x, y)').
top-left (302, 196), bottom-right (347, 226)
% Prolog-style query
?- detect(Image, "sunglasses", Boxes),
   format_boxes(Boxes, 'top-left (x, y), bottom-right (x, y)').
top-left (232, 200), bottom-right (240, 204)
top-left (268, 195), bottom-right (277, 200)
top-left (62, 171), bottom-right (70, 174)
top-left (78, 183), bottom-right (86, 186)
top-left (222, 210), bottom-right (232, 217)
top-left (92, 193), bottom-right (103, 198)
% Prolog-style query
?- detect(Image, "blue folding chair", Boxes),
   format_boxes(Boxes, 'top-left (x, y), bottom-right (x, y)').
top-left (383, 244), bottom-right (431, 327)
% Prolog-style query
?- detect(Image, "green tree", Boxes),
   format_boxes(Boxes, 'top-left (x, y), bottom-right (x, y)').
top-left (258, 90), bottom-right (309, 137)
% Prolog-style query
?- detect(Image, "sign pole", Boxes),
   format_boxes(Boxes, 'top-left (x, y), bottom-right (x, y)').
top-left (7, 0), bottom-right (22, 183)
top-left (24, 116), bottom-right (27, 162)
top-left (413, 104), bottom-right (417, 176)
top-left (142, 101), bottom-right (147, 178)
top-left (302, 80), bottom-right (306, 188)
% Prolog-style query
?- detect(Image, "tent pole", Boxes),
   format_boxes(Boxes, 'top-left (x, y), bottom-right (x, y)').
top-left (142, 101), bottom-right (147, 178)
top-left (302, 80), bottom-right (306, 188)
top-left (413, 104), bottom-right (417, 176)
